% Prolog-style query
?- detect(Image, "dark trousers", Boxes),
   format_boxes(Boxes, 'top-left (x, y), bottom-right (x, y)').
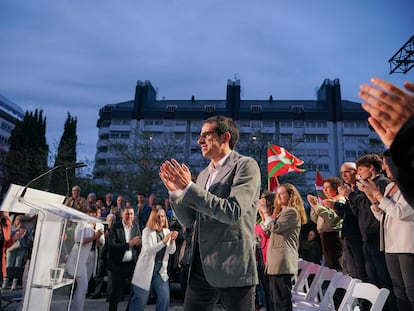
top-left (267, 274), bottom-right (293, 311)
top-left (257, 250), bottom-right (270, 310)
top-left (362, 242), bottom-right (396, 311)
top-left (108, 261), bottom-right (135, 311)
top-left (93, 257), bottom-right (111, 296)
top-left (385, 253), bottom-right (414, 311)
top-left (183, 248), bottom-right (255, 311)
top-left (344, 236), bottom-right (367, 280)
top-left (320, 231), bottom-right (343, 271)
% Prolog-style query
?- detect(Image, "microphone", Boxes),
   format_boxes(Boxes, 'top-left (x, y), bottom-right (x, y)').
top-left (66, 162), bottom-right (87, 169)
top-left (65, 162), bottom-right (87, 196)
top-left (20, 162), bottom-right (87, 198)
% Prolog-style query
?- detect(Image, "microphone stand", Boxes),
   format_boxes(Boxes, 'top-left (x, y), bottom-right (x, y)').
top-left (65, 163), bottom-right (87, 197)
top-left (20, 165), bottom-right (63, 198)
top-left (20, 163), bottom-right (87, 198)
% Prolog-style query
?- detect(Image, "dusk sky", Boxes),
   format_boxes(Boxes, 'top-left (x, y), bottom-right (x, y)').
top-left (1, 1), bottom-right (413, 168)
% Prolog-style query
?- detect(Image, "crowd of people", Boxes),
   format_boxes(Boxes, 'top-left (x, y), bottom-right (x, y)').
top-left (0, 77), bottom-right (413, 311)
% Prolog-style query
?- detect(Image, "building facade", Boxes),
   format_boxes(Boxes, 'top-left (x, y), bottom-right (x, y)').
top-left (93, 79), bottom-right (381, 193)
top-left (0, 94), bottom-right (24, 151)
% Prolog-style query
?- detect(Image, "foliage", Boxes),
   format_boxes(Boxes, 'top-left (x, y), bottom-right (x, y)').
top-left (95, 131), bottom-right (183, 199)
top-left (49, 113), bottom-right (78, 195)
top-left (1, 110), bottom-right (48, 197)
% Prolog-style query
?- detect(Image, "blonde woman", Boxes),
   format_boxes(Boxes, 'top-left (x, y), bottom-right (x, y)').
top-left (260, 183), bottom-right (307, 311)
top-left (130, 208), bottom-right (178, 311)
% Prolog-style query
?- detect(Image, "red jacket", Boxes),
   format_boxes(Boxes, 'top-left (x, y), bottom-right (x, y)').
top-left (1, 217), bottom-right (14, 278)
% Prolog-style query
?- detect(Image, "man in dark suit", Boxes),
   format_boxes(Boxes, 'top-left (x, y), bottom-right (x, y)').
top-left (107, 206), bottom-right (141, 311)
top-left (160, 116), bottom-right (261, 311)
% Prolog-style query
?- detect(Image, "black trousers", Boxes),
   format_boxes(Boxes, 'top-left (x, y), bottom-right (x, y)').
top-left (267, 274), bottom-right (293, 311)
top-left (108, 261), bottom-right (135, 311)
top-left (183, 247), bottom-right (255, 311)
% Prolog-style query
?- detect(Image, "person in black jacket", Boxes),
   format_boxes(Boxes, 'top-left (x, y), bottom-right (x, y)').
top-left (341, 154), bottom-right (395, 310)
top-left (107, 206), bottom-right (141, 311)
top-left (359, 78), bottom-right (414, 207)
top-left (336, 162), bottom-right (367, 282)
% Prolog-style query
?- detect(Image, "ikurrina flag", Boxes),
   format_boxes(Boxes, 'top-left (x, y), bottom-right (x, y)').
top-left (267, 143), bottom-right (305, 180)
top-left (315, 168), bottom-right (327, 203)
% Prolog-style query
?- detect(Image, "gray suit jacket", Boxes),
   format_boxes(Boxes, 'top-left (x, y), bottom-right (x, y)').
top-left (265, 206), bottom-right (301, 275)
top-left (171, 151), bottom-right (261, 287)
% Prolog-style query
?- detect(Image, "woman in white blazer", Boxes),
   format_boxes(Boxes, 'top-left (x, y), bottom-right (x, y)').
top-left (361, 151), bottom-right (414, 311)
top-left (66, 206), bottom-right (104, 311)
top-left (130, 207), bottom-right (178, 311)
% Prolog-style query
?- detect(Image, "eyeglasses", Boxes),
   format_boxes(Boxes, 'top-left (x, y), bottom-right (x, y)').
top-left (198, 130), bottom-right (218, 141)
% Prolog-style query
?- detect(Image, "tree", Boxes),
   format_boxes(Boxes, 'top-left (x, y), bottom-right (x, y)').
top-left (1, 109), bottom-right (48, 197)
top-left (49, 113), bottom-right (78, 195)
top-left (96, 131), bottom-right (183, 199)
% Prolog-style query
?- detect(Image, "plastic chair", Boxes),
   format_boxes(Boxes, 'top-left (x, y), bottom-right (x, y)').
top-left (338, 282), bottom-right (390, 311)
top-left (294, 266), bottom-right (338, 304)
top-left (292, 261), bottom-right (321, 299)
top-left (294, 273), bottom-right (360, 310)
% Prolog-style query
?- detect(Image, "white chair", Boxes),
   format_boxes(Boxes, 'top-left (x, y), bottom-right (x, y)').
top-left (291, 262), bottom-right (321, 299)
top-left (292, 258), bottom-right (306, 285)
top-left (294, 266), bottom-right (338, 304)
top-left (294, 273), bottom-right (360, 311)
top-left (338, 282), bottom-right (390, 311)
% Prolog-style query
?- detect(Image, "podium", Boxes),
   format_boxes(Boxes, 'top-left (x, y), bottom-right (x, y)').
top-left (0, 184), bottom-right (102, 311)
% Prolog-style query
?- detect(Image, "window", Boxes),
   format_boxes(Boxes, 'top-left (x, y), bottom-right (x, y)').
top-left (280, 121), bottom-right (292, 127)
top-left (263, 120), bottom-right (273, 128)
top-left (110, 131), bottom-right (130, 139)
top-left (304, 134), bottom-right (328, 143)
top-left (175, 120), bottom-right (186, 126)
top-left (344, 121), bottom-right (368, 128)
top-left (166, 105), bottom-right (177, 113)
top-left (204, 105), bottom-right (215, 113)
top-left (293, 121), bottom-right (304, 128)
top-left (251, 105), bottom-right (262, 113)
top-left (308, 163), bottom-right (329, 171)
top-left (305, 121), bottom-right (327, 128)
top-left (280, 134), bottom-right (292, 144)
top-left (291, 105), bottom-right (304, 114)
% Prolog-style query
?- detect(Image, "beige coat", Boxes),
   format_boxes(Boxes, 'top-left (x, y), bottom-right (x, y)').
top-left (265, 206), bottom-right (300, 275)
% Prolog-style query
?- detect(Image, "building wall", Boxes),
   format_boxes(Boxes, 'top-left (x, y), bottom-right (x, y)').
top-left (93, 79), bottom-right (380, 189)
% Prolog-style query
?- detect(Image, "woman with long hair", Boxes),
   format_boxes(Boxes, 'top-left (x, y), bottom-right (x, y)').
top-left (130, 207), bottom-right (178, 311)
top-left (255, 190), bottom-right (275, 310)
top-left (260, 183), bottom-right (307, 311)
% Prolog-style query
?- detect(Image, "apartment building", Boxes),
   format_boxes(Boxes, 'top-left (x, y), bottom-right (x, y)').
top-left (94, 79), bottom-right (380, 191)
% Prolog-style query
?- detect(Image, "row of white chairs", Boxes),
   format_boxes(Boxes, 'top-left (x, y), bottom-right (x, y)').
top-left (291, 259), bottom-right (390, 311)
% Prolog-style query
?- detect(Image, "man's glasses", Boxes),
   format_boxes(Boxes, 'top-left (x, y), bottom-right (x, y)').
top-left (198, 130), bottom-right (218, 141)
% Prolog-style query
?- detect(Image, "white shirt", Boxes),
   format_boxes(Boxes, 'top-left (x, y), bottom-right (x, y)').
top-left (122, 221), bottom-right (133, 262)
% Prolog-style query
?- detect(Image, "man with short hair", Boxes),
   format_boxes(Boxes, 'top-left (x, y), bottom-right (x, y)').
top-left (341, 154), bottom-right (394, 309)
top-left (64, 185), bottom-right (87, 213)
top-left (336, 162), bottom-right (367, 281)
top-left (160, 115), bottom-right (261, 311)
top-left (107, 206), bottom-right (141, 311)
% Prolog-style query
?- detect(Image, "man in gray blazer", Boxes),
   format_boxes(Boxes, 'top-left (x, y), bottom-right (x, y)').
top-left (160, 116), bottom-right (261, 311)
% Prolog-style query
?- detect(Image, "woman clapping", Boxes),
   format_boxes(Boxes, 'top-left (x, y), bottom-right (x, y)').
top-left (130, 207), bottom-right (178, 311)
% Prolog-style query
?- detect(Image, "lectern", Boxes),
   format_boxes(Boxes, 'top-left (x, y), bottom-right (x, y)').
top-left (0, 184), bottom-right (101, 311)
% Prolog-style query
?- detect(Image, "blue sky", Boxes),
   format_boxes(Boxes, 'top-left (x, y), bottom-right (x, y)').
top-left (0, 1), bottom-right (413, 167)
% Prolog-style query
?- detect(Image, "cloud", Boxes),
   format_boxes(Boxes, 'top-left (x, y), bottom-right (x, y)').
top-left (0, 0), bottom-right (413, 163)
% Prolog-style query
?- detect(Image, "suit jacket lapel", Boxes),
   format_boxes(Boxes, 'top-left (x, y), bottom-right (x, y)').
top-left (208, 153), bottom-right (235, 193)
top-left (197, 169), bottom-right (210, 189)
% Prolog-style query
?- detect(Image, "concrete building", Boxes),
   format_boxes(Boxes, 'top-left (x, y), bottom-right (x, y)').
top-left (93, 79), bottom-right (381, 192)
top-left (0, 94), bottom-right (24, 151)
